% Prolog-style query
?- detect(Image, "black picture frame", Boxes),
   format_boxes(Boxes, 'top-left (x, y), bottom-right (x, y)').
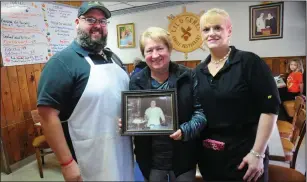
top-left (121, 89), bottom-right (178, 136)
top-left (249, 2), bottom-right (284, 41)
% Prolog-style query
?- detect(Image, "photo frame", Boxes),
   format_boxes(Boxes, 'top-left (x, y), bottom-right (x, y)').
top-left (249, 2), bottom-right (284, 41)
top-left (116, 23), bottom-right (136, 48)
top-left (121, 89), bottom-right (178, 136)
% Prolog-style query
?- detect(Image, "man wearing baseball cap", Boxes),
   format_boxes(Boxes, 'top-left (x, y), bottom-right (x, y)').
top-left (37, 1), bottom-right (134, 181)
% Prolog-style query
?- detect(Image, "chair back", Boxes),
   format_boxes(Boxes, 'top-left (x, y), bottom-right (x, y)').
top-left (294, 96), bottom-right (304, 111)
top-left (292, 96), bottom-right (305, 124)
top-left (292, 108), bottom-right (306, 143)
top-left (31, 110), bottom-right (43, 136)
top-left (291, 122), bottom-right (306, 169)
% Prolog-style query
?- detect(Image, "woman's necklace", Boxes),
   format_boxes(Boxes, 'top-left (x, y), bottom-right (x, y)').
top-left (211, 48), bottom-right (231, 68)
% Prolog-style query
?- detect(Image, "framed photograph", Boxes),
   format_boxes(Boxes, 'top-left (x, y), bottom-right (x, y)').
top-left (249, 2), bottom-right (284, 41)
top-left (116, 23), bottom-right (136, 48)
top-left (121, 89), bottom-right (178, 136)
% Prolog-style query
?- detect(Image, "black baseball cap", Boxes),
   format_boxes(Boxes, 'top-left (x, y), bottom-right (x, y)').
top-left (78, 1), bottom-right (111, 19)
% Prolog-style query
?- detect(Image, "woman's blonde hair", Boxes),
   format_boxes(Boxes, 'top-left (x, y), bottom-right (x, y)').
top-left (200, 8), bottom-right (232, 31)
top-left (286, 58), bottom-right (304, 73)
top-left (139, 27), bottom-right (172, 57)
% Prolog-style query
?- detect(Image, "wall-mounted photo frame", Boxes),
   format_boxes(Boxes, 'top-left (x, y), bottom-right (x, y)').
top-left (249, 2), bottom-right (284, 41)
top-left (116, 23), bottom-right (136, 48)
top-left (121, 89), bottom-right (178, 136)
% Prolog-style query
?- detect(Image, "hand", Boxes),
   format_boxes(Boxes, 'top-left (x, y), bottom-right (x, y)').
top-left (61, 160), bottom-right (82, 182)
top-left (238, 153), bottom-right (264, 182)
top-left (170, 129), bottom-right (182, 140)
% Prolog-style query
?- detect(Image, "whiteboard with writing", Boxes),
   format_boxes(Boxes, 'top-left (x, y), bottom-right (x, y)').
top-left (1, 2), bottom-right (77, 66)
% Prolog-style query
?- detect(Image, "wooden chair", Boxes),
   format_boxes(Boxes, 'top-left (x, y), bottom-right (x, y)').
top-left (283, 95), bottom-right (304, 119)
top-left (269, 164), bottom-right (306, 182)
top-left (31, 110), bottom-right (54, 178)
top-left (278, 96), bottom-right (305, 139)
top-left (273, 109), bottom-right (306, 169)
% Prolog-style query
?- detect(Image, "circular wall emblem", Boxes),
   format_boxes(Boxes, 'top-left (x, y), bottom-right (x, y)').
top-left (168, 7), bottom-right (204, 59)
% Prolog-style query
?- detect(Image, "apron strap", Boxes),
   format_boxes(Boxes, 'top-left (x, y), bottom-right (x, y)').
top-left (85, 56), bottom-right (116, 67)
top-left (84, 56), bottom-right (95, 67)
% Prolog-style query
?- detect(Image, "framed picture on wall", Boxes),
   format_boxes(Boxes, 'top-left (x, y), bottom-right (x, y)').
top-left (249, 2), bottom-right (284, 41)
top-left (121, 89), bottom-right (178, 136)
top-left (116, 23), bottom-right (136, 48)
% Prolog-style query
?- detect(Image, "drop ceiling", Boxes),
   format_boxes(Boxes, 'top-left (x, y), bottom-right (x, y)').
top-left (103, 2), bottom-right (160, 12)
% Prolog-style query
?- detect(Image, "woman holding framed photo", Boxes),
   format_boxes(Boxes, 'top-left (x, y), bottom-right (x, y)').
top-left (120, 27), bottom-right (207, 182)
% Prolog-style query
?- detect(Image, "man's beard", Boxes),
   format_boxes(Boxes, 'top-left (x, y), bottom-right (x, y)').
top-left (75, 27), bottom-right (107, 53)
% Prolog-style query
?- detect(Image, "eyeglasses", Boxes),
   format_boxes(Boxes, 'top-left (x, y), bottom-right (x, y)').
top-left (80, 17), bottom-right (109, 26)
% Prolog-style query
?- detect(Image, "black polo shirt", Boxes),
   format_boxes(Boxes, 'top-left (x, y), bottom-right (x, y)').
top-left (194, 46), bottom-right (280, 138)
top-left (37, 40), bottom-right (123, 121)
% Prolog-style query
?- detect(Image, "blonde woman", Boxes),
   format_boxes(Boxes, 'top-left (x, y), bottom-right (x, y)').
top-left (194, 8), bottom-right (280, 182)
top-left (129, 27), bottom-right (207, 181)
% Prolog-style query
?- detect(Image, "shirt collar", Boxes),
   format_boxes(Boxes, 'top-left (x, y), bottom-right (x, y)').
top-left (71, 40), bottom-right (90, 57)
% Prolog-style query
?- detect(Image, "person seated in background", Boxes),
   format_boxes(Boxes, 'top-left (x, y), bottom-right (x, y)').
top-left (130, 57), bottom-right (147, 77)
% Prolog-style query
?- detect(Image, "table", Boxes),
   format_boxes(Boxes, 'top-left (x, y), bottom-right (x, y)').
top-left (274, 76), bottom-right (286, 88)
top-left (268, 122), bottom-right (286, 160)
top-left (132, 118), bottom-right (146, 130)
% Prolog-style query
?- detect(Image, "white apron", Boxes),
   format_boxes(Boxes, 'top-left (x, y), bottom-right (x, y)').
top-left (67, 56), bottom-right (134, 181)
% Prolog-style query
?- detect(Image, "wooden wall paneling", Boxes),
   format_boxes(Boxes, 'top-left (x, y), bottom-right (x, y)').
top-left (126, 64), bottom-right (134, 73)
top-left (33, 64), bottom-right (42, 91)
top-left (1, 127), bottom-right (12, 165)
top-left (7, 66), bottom-right (28, 159)
top-left (16, 66), bottom-right (32, 120)
top-left (1, 67), bottom-right (16, 125)
top-left (69, 1), bottom-right (82, 7)
top-left (263, 58), bottom-right (273, 72)
top-left (1, 99), bottom-right (13, 165)
top-left (186, 60), bottom-right (200, 68)
top-left (55, 1), bottom-right (70, 6)
top-left (7, 66), bottom-right (24, 124)
top-left (272, 58), bottom-right (281, 75)
top-left (1, 101), bottom-right (7, 129)
top-left (24, 65), bottom-right (38, 110)
top-left (56, 1), bottom-right (82, 7)
top-left (16, 65), bottom-right (35, 156)
top-left (176, 61), bottom-right (187, 66)
top-left (1, 67), bottom-right (21, 163)
top-left (278, 58), bottom-right (288, 74)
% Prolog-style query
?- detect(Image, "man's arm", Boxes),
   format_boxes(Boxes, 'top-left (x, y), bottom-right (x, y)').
top-left (36, 58), bottom-right (82, 181)
top-left (37, 106), bottom-right (73, 163)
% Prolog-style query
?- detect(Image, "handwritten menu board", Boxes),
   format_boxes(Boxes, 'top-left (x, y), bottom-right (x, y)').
top-left (1, 2), bottom-right (77, 66)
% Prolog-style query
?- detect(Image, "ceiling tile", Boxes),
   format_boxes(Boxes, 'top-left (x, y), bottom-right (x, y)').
top-left (102, 2), bottom-right (121, 6)
top-left (125, 2), bottom-right (159, 6)
top-left (107, 3), bottom-right (133, 11)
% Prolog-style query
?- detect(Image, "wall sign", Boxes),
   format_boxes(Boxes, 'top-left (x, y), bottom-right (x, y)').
top-left (167, 6), bottom-right (204, 59)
